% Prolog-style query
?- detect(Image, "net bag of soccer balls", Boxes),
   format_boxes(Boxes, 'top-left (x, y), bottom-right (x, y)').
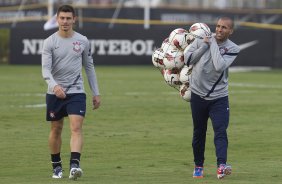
top-left (152, 23), bottom-right (211, 102)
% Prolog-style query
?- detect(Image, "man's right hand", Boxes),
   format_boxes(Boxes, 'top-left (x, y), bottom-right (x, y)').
top-left (53, 85), bottom-right (66, 99)
top-left (203, 36), bottom-right (211, 45)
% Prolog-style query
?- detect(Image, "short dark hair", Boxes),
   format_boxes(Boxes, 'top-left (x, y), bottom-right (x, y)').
top-left (218, 16), bottom-right (234, 29)
top-left (57, 5), bottom-right (76, 17)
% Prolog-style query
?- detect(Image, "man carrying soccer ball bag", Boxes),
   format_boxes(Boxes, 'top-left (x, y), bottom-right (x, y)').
top-left (184, 17), bottom-right (240, 179)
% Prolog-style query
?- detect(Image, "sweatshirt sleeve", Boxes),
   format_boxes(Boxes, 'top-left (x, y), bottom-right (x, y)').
top-left (183, 38), bottom-right (209, 66)
top-left (82, 38), bottom-right (100, 96)
top-left (210, 37), bottom-right (240, 72)
top-left (41, 37), bottom-right (58, 91)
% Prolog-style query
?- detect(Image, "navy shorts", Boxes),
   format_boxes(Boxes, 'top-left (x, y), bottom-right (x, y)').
top-left (46, 93), bottom-right (86, 121)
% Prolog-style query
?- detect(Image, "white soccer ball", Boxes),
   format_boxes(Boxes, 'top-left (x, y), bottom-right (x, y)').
top-left (179, 65), bottom-right (193, 84)
top-left (168, 28), bottom-right (189, 50)
top-left (163, 48), bottom-right (184, 70)
top-left (152, 48), bottom-right (165, 69)
top-left (189, 23), bottom-right (211, 39)
top-left (163, 69), bottom-right (181, 87)
top-left (179, 84), bottom-right (191, 102)
top-left (161, 38), bottom-right (176, 52)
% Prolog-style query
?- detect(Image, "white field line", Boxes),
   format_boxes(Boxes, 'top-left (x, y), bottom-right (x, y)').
top-left (0, 93), bottom-right (46, 108)
top-left (229, 66), bottom-right (271, 73)
top-left (126, 82), bottom-right (282, 97)
top-left (8, 104), bottom-right (46, 108)
top-left (230, 82), bottom-right (282, 89)
top-left (21, 104), bottom-right (46, 108)
top-left (0, 93), bottom-right (45, 108)
top-left (4, 81), bottom-right (281, 109)
top-left (10, 104), bottom-right (46, 108)
top-left (125, 91), bottom-right (177, 96)
top-left (0, 93), bottom-right (45, 97)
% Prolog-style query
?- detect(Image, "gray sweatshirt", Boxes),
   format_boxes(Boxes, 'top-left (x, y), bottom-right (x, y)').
top-left (184, 36), bottom-right (240, 100)
top-left (42, 31), bottom-right (100, 96)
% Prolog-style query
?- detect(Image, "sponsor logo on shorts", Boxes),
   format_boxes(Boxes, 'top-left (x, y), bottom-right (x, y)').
top-left (49, 111), bottom-right (56, 118)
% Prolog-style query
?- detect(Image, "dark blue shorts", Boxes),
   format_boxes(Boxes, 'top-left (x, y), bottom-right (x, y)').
top-left (46, 93), bottom-right (86, 121)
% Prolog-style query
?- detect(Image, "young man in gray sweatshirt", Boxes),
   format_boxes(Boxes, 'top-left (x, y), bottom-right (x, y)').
top-left (42, 4), bottom-right (101, 180)
top-left (184, 17), bottom-right (240, 179)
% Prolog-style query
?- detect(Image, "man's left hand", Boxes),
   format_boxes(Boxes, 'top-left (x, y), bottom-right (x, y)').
top-left (92, 95), bottom-right (101, 110)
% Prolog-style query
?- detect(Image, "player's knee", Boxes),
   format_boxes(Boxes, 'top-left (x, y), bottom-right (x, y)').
top-left (71, 126), bottom-right (82, 135)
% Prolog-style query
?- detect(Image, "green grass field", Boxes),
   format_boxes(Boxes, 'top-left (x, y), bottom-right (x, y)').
top-left (0, 65), bottom-right (281, 183)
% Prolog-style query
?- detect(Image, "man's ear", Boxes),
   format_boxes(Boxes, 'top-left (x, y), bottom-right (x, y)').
top-left (229, 29), bottom-right (234, 35)
top-left (73, 16), bottom-right (76, 24)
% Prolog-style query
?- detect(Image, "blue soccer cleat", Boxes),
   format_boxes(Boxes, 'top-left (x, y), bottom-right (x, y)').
top-left (193, 166), bottom-right (204, 178)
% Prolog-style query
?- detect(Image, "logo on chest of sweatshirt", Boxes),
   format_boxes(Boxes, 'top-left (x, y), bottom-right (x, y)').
top-left (219, 47), bottom-right (228, 55)
top-left (73, 41), bottom-right (82, 53)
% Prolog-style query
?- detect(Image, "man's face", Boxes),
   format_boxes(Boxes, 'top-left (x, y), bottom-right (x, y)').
top-left (57, 12), bottom-right (75, 32)
top-left (215, 19), bottom-right (233, 43)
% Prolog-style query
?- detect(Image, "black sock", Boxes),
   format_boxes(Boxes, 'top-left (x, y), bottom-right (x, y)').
top-left (70, 152), bottom-right (81, 167)
top-left (51, 153), bottom-right (62, 169)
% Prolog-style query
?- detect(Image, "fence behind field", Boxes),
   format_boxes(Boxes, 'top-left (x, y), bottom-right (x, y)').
top-left (7, 27), bottom-right (282, 68)
top-left (1, 3), bottom-right (282, 67)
